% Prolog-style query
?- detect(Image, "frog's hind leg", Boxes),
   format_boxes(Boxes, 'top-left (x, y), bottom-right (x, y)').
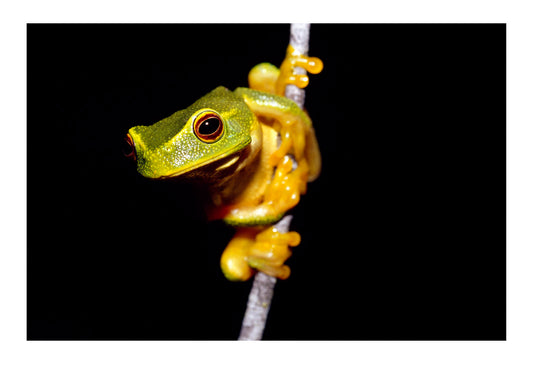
top-left (220, 225), bottom-right (300, 281)
top-left (248, 46), bottom-right (323, 96)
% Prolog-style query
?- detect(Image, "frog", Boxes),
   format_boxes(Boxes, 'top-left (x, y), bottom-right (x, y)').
top-left (124, 45), bottom-right (323, 281)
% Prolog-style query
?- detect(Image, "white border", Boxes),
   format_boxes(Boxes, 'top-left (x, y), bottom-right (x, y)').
top-left (2, 1), bottom-right (532, 376)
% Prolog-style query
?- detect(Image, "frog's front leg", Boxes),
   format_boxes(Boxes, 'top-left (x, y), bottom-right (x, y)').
top-left (219, 150), bottom-right (309, 228)
top-left (220, 225), bottom-right (301, 281)
top-left (234, 87), bottom-right (320, 181)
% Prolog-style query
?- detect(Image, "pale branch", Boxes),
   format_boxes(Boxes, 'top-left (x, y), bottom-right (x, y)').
top-left (238, 216), bottom-right (292, 340)
top-left (238, 23), bottom-right (311, 341)
top-left (285, 23), bottom-right (311, 109)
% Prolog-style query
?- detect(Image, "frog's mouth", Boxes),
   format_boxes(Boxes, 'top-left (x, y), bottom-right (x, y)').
top-left (164, 138), bottom-right (251, 179)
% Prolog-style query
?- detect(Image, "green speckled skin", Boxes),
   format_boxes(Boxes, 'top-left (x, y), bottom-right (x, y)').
top-left (128, 87), bottom-right (254, 179)
top-left (128, 86), bottom-right (312, 180)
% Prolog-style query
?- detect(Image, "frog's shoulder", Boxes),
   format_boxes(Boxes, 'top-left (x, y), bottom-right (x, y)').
top-left (233, 87), bottom-right (311, 126)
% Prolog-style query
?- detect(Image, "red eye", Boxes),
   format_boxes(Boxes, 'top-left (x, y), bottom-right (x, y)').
top-left (123, 133), bottom-right (136, 161)
top-left (193, 111), bottom-right (224, 143)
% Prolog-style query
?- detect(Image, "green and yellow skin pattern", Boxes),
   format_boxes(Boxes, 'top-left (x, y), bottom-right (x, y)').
top-left (126, 47), bottom-right (323, 281)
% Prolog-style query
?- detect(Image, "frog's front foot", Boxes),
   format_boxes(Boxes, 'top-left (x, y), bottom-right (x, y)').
top-left (220, 225), bottom-right (300, 281)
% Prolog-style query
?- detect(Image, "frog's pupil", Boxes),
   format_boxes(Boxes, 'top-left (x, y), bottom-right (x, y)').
top-left (198, 117), bottom-right (221, 136)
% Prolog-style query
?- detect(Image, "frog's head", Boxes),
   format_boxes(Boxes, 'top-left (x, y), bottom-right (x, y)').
top-left (125, 87), bottom-right (255, 179)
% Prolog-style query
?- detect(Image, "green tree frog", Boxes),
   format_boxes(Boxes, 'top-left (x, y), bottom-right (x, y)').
top-left (125, 46), bottom-right (323, 281)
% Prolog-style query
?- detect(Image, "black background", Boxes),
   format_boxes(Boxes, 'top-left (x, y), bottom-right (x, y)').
top-left (27, 24), bottom-right (505, 340)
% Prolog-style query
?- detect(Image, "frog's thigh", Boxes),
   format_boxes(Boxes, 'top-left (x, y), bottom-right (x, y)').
top-left (248, 63), bottom-right (279, 94)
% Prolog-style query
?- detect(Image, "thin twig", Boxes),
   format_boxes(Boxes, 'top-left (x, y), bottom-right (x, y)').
top-left (238, 23), bottom-right (311, 341)
top-left (238, 216), bottom-right (292, 340)
top-left (284, 23), bottom-right (311, 108)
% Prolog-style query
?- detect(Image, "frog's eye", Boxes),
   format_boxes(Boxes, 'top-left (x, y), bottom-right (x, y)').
top-left (193, 111), bottom-right (224, 143)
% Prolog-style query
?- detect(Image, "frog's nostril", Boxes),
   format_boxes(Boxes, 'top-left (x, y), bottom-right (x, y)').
top-left (123, 134), bottom-right (136, 161)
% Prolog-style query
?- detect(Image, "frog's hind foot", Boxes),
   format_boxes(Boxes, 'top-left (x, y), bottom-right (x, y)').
top-left (275, 44), bottom-right (323, 96)
top-left (247, 225), bottom-right (300, 280)
top-left (220, 225), bottom-right (300, 281)
top-left (248, 45), bottom-right (323, 96)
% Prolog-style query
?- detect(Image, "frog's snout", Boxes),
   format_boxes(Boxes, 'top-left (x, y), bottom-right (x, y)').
top-left (123, 133), bottom-right (137, 161)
